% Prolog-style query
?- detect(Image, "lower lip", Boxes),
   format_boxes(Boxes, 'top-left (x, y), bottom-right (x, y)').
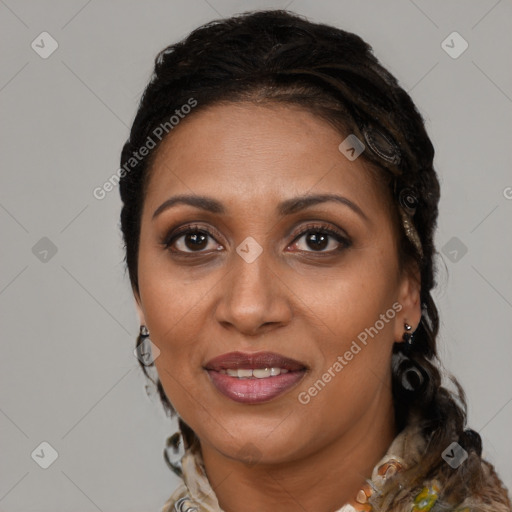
top-left (206, 369), bottom-right (306, 404)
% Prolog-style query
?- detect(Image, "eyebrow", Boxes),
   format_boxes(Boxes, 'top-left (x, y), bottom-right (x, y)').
top-left (152, 193), bottom-right (368, 221)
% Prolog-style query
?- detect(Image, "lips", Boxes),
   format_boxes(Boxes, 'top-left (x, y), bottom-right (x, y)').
top-left (204, 351), bottom-right (307, 372)
top-left (204, 351), bottom-right (307, 404)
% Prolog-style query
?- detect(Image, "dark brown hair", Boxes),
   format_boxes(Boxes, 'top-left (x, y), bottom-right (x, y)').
top-left (119, 10), bottom-right (509, 507)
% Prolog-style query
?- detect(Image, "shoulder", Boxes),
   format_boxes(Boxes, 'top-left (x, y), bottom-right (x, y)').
top-left (368, 417), bottom-right (511, 512)
top-left (381, 456), bottom-right (512, 512)
top-left (453, 457), bottom-right (512, 512)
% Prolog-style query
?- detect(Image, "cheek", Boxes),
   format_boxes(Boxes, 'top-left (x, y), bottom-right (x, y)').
top-left (138, 264), bottom-right (214, 409)
top-left (295, 254), bottom-right (399, 401)
top-left (295, 307), bottom-right (397, 441)
top-left (296, 247), bottom-right (399, 342)
top-left (138, 248), bottom-right (212, 349)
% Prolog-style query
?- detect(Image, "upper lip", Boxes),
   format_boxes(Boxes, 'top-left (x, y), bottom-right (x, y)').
top-left (204, 351), bottom-right (307, 372)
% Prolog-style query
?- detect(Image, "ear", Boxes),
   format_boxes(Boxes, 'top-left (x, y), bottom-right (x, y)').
top-left (394, 265), bottom-right (422, 343)
top-left (133, 288), bottom-right (147, 327)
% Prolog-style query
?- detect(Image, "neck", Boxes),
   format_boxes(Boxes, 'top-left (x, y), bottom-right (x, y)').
top-left (199, 389), bottom-right (397, 512)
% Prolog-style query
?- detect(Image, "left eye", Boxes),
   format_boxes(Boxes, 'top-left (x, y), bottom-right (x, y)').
top-left (289, 224), bottom-right (351, 254)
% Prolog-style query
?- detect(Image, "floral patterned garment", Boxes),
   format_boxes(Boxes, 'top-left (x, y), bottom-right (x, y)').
top-left (160, 415), bottom-right (511, 512)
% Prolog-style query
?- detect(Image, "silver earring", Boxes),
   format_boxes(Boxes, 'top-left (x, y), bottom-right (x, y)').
top-left (402, 323), bottom-right (413, 344)
top-left (135, 325), bottom-right (156, 366)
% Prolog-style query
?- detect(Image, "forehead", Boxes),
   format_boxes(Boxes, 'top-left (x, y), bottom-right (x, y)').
top-left (144, 102), bottom-right (388, 218)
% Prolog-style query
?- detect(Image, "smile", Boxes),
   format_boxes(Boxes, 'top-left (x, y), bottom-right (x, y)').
top-left (204, 351), bottom-right (307, 403)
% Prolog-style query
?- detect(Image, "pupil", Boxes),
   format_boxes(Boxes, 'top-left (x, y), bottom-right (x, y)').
top-left (186, 233), bottom-right (207, 250)
top-left (308, 233), bottom-right (328, 251)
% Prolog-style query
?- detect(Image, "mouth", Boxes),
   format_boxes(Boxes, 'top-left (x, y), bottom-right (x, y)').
top-left (204, 351), bottom-right (307, 404)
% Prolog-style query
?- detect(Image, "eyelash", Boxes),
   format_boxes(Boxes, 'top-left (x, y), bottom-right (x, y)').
top-left (161, 222), bottom-right (351, 256)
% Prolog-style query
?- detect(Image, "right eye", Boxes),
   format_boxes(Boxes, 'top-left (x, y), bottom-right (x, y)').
top-left (162, 224), bottom-right (223, 254)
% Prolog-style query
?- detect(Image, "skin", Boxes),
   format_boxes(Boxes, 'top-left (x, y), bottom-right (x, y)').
top-left (134, 102), bottom-right (422, 512)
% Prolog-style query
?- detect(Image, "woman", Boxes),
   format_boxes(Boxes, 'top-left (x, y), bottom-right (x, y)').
top-left (118, 10), bottom-right (511, 512)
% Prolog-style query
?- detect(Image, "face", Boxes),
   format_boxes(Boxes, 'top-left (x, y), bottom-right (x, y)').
top-left (135, 102), bottom-right (420, 464)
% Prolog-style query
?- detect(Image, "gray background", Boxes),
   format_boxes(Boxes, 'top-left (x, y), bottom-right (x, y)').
top-left (1, 1), bottom-right (511, 511)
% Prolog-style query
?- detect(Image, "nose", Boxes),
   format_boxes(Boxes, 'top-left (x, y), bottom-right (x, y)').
top-left (214, 248), bottom-right (293, 336)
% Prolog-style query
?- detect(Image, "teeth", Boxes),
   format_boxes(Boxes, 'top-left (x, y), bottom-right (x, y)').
top-left (252, 368), bottom-right (271, 378)
top-left (218, 368), bottom-right (290, 378)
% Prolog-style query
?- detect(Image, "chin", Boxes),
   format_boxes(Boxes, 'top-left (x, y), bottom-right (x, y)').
top-left (199, 418), bottom-right (310, 466)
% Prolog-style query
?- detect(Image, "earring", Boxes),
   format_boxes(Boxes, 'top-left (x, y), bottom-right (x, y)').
top-left (164, 431), bottom-right (184, 477)
top-left (402, 323), bottom-right (413, 344)
top-left (401, 365), bottom-right (424, 391)
top-left (135, 325), bottom-right (157, 366)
